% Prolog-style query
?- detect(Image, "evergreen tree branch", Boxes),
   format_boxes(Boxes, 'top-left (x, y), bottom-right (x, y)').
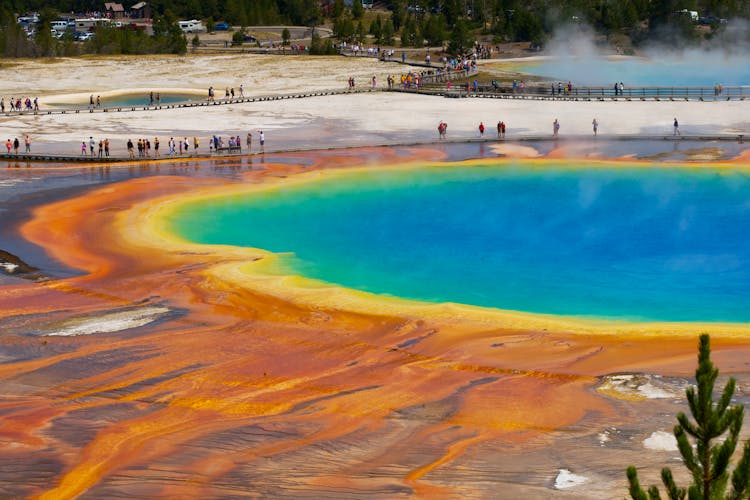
top-left (661, 467), bottom-right (686, 500)
top-left (729, 440), bottom-right (750, 499)
top-left (628, 466), bottom-right (652, 500)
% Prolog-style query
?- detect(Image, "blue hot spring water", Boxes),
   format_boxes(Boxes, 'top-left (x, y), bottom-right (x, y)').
top-left (517, 54), bottom-right (750, 86)
top-left (169, 164), bottom-right (750, 322)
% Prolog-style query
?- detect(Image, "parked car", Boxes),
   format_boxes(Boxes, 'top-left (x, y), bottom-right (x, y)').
top-left (214, 22), bottom-right (229, 31)
top-left (243, 34), bottom-right (256, 42)
top-left (77, 32), bottom-right (94, 41)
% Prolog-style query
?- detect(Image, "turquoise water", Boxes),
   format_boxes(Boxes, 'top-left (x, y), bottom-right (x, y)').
top-left (170, 164), bottom-right (750, 322)
top-left (102, 93), bottom-right (198, 106)
top-left (49, 93), bottom-right (198, 108)
top-left (518, 55), bottom-right (750, 86)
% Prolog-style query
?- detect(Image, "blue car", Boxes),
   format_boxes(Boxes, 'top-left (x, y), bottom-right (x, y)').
top-left (214, 22), bottom-right (229, 31)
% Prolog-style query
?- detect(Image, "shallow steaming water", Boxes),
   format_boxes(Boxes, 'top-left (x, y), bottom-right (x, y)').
top-left (517, 55), bottom-right (750, 86)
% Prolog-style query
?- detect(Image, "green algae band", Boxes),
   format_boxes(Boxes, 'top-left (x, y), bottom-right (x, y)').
top-left (169, 163), bottom-right (750, 322)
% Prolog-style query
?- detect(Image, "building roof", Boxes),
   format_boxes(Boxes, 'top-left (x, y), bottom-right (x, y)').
top-left (131, 2), bottom-right (147, 9)
top-left (104, 2), bottom-right (125, 12)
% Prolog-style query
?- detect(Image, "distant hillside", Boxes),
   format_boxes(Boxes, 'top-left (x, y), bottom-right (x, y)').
top-left (1, 0), bottom-right (748, 57)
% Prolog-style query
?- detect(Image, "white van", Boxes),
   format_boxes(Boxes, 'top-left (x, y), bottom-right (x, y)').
top-left (178, 20), bottom-right (205, 33)
top-left (51, 20), bottom-right (68, 30)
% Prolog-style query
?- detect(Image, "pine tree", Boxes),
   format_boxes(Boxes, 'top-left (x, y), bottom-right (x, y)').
top-left (627, 334), bottom-right (750, 500)
top-left (352, 0), bottom-right (364, 19)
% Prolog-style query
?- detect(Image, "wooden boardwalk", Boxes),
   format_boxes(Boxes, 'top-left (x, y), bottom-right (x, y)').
top-left (2, 134), bottom-right (746, 165)
top-left (390, 85), bottom-right (750, 102)
top-left (5, 83), bottom-right (745, 122)
top-left (0, 87), bottom-right (380, 118)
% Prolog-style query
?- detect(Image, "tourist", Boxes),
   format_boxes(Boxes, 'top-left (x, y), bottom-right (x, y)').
top-left (137, 139), bottom-right (144, 157)
top-left (89, 94), bottom-right (94, 109)
top-left (1, 98), bottom-right (4, 113)
top-left (24, 135), bottom-right (31, 153)
top-left (372, 75), bottom-right (377, 88)
top-left (98, 139), bottom-right (103, 157)
top-left (673, 117), bottom-right (680, 136)
top-left (81, 141), bottom-right (87, 156)
top-left (614, 82), bottom-right (619, 96)
top-left (193, 136), bottom-right (199, 153)
top-left (478, 122), bottom-right (485, 137)
top-left (553, 118), bottom-right (560, 136)
top-left (127, 139), bottom-right (134, 158)
top-left (246, 132), bottom-right (252, 151)
top-left (33, 97), bottom-right (38, 111)
top-left (437, 121), bottom-right (447, 139)
top-left (239, 84), bottom-right (244, 97)
top-left (259, 130), bottom-right (265, 152)
top-left (5, 139), bottom-right (11, 153)
top-left (104, 138), bottom-right (110, 157)
top-left (146, 138), bottom-right (151, 157)
top-left (497, 121), bottom-right (502, 137)
top-left (500, 121), bottom-right (506, 138)
top-left (96, 95), bottom-right (101, 108)
top-left (592, 118), bottom-right (599, 136)
top-left (149, 91), bottom-right (154, 105)
top-left (619, 82), bottom-right (624, 95)
top-left (154, 137), bottom-right (159, 157)
top-left (13, 137), bottom-right (19, 154)
top-left (184, 137), bottom-right (189, 154)
top-left (156, 93), bottom-right (161, 105)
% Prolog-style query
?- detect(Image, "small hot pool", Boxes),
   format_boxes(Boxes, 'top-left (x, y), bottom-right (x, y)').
top-left (49, 92), bottom-right (200, 108)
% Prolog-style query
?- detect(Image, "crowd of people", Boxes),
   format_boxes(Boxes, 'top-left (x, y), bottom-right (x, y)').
top-left (80, 136), bottom-right (111, 157)
top-left (551, 81), bottom-right (575, 96)
top-left (110, 131), bottom-right (266, 159)
top-left (5, 136), bottom-right (32, 154)
top-left (207, 85), bottom-right (246, 102)
top-left (438, 120), bottom-right (507, 139)
top-left (1, 97), bottom-right (39, 113)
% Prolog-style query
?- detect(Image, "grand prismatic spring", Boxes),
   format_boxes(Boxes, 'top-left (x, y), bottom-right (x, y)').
top-left (2, 54), bottom-right (750, 498)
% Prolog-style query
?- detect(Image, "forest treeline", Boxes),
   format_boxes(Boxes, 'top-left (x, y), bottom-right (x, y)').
top-left (1, 0), bottom-right (749, 57)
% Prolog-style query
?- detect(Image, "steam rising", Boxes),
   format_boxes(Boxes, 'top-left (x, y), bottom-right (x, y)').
top-left (534, 21), bottom-right (750, 86)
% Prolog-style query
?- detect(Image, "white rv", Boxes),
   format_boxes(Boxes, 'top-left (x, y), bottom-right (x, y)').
top-left (75, 18), bottom-right (111, 32)
top-left (178, 20), bottom-right (205, 33)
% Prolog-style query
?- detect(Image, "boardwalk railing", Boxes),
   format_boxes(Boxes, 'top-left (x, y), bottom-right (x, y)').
top-left (411, 84), bottom-right (750, 101)
top-left (0, 87), bottom-right (381, 117)
top-left (418, 67), bottom-right (477, 84)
